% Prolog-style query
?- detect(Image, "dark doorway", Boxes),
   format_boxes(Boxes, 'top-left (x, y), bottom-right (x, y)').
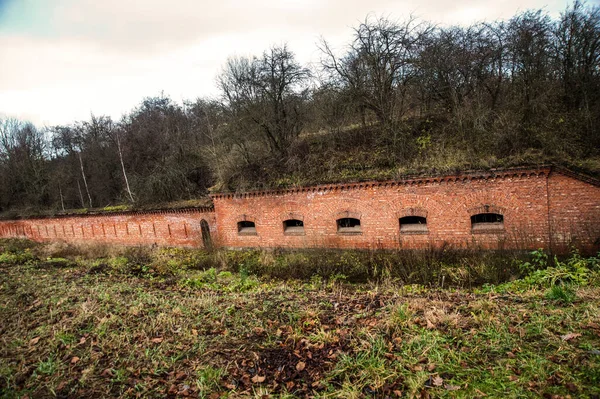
top-left (201, 219), bottom-right (212, 249)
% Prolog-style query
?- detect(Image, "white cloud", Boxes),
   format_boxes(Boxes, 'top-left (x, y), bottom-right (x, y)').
top-left (0, 0), bottom-right (570, 125)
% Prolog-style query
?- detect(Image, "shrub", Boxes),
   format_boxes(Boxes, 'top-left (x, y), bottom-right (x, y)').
top-left (0, 249), bottom-right (35, 265)
top-left (517, 249), bottom-right (549, 276)
top-left (495, 250), bottom-right (599, 292)
top-left (0, 238), bottom-right (38, 254)
top-left (545, 284), bottom-right (577, 304)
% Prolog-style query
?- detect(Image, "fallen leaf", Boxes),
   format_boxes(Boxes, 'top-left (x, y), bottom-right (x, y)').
top-left (71, 356), bottom-right (80, 364)
top-left (29, 337), bottom-right (40, 345)
top-left (561, 333), bottom-right (582, 341)
top-left (445, 384), bottom-right (460, 391)
top-left (151, 337), bottom-right (164, 343)
top-left (251, 375), bottom-right (266, 383)
top-left (509, 375), bottom-right (518, 382)
top-left (296, 361), bottom-right (306, 371)
top-left (101, 368), bottom-right (113, 377)
top-left (427, 363), bottom-right (436, 371)
top-left (507, 352), bottom-right (516, 358)
top-left (432, 376), bottom-right (443, 386)
top-left (79, 337), bottom-right (86, 345)
top-left (191, 329), bottom-right (198, 336)
top-left (168, 384), bottom-right (178, 394)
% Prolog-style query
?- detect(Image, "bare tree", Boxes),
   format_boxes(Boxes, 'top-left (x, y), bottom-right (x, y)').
top-left (218, 44), bottom-right (311, 155)
top-left (554, 0), bottom-right (600, 138)
top-left (320, 16), bottom-right (432, 131)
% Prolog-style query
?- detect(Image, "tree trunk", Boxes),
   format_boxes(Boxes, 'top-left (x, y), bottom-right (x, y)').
top-left (78, 152), bottom-right (93, 208)
top-left (58, 183), bottom-right (65, 211)
top-left (116, 131), bottom-right (135, 203)
top-left (77, 180), bottom-right (85, 209)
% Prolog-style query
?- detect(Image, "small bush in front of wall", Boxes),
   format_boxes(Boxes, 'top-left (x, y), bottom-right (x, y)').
top-left (0, 238), bottom-right (38, 254)
top-left (0, 249), bottom-right (35, 266)
top-left (0, 239), bottom-right (38, 265)
top-left (493, 250), bottom-right (599, 293)
top-left (224, 250), bottom-right (263, 274)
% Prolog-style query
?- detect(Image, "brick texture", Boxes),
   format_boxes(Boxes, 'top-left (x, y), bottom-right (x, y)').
top-left (0, 209), bottom-right (216, 248)
top-left (212, 169), bottom-right (553, 251)
top-left (548, 172), bottom-right (600, 253)
top-left (0, 167), bottom-right (598, 254)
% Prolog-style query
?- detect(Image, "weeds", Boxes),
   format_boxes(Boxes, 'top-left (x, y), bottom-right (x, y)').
top-left (545, 284), bottom-right (577, 304)
top-left (0, 240), bottom-right (599, 397)
top-left (196, 366), bottom-right (225, 398)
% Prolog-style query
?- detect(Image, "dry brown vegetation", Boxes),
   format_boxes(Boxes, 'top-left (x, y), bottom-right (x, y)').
top-left (1, 240), bottom-right (599, 398)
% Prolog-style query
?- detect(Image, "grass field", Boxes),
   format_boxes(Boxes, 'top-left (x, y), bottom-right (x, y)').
top-left (0, 240), bottom-right (599, 398)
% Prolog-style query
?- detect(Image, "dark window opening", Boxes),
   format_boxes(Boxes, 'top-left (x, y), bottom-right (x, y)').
top-left (399, 216), bottom-right (428, 234)
top-left (471, 213), bottom-right (504, 232)
top-left (337, 217), bottom-right (361, 234)
top-left (238, 221), bottom-right (257, 235)
top-left (283, 219), bottom-right (304, 234)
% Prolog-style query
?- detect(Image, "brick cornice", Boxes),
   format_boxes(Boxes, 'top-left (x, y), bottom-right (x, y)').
top-left (210, 166), bottom-right (553, 200)
top-left (0, 206), bottom-right (215, 222)
top-left (552, 166), bottom-right (600, 187)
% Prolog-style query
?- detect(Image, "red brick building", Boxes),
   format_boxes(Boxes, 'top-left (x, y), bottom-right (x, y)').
top-left (1, 166), bottom-right (599, 253)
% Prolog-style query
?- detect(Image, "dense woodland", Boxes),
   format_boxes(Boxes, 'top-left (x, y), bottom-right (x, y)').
top-left (1, 1), bottom-right (599, 214)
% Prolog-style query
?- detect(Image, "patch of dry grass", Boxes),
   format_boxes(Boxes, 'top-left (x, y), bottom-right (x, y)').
top-left (0, 241), bottom-right (599, 398)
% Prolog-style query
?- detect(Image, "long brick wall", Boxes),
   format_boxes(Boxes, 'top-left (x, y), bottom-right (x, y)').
top-left (0, 208), bottom-right (216, 248)
top-left (211, 167), bottom-right (600, 253)
top-left (0, 167), bottom-right (598, 253)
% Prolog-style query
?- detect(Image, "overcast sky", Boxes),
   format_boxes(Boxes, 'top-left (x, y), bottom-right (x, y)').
top-left (0, 0), bottom-right (573, 126)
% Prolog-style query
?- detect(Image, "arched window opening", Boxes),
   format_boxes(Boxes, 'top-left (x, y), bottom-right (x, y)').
top-left (283, 219), bottom-right (304, 235)
top-left (399, 216), bottom-right (428, 234)
top-left (471, 213), bottom-right (504, 232)
top-left (238, 221), bottom-right (257, 235)
top-left (337, 217), bottom-right (361, 234)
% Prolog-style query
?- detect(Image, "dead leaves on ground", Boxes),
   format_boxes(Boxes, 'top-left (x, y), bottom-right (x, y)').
top-left (560, 332), bottom-right (582, 341)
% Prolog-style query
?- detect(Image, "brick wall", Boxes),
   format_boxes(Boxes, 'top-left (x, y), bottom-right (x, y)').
top-left (0, 167), bottom-right (598, 254)
top-left (548, 171), bottom-right (600, 253)
top-left (212, 169), bottom-right (554, 251)
top-left (0, 209), bottom-right (216, 248)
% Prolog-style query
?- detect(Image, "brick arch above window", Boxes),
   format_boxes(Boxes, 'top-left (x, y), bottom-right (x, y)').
top-left (397, 207), bottom-right (428, 219)
top-left (334, 210), bottom-right (362, 220)
top-left (280, 212), bottom-right (304, 222)
top-left (467, 204), bottom-right (505, 217)
top-left (236, 214), bottom-right (257, 223)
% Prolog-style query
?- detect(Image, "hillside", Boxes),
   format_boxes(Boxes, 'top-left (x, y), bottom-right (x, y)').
top-left (213, 118), bottom-right (600, 193)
